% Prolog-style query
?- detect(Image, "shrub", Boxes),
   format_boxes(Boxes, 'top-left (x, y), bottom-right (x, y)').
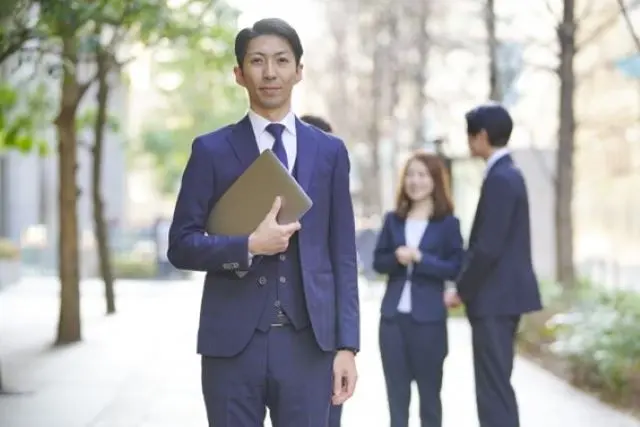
top-left (0, 238), bottom-right (19, 260)
top-left (548, 288), bottom-right (640, 402)
top-left (518, 280), bottom-right (564, 354)
top-left (112, 256), bottom-right (157, 279)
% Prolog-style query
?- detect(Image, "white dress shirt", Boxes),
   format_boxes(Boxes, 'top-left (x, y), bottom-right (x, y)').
top-left (397, 218), bottom-right (429, 313)
top-left (484, 147), bottom-right (510, 177)
top-left (247, 109), bottom-right (297, 173)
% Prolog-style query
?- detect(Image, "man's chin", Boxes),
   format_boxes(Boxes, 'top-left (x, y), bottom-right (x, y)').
top-left (259, 98), bottom-right (289, 110)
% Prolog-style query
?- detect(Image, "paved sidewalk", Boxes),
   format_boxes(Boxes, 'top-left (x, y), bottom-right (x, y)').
top-left (0, 277), bottom-right (638, 427)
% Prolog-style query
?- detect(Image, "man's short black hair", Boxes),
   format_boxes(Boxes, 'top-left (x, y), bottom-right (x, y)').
top-left (300, 115), bottom-right (332, 133)
top-left (465, 104), bottom-right (513, 147)
top-left (234, 18), bottom-right (303, 68)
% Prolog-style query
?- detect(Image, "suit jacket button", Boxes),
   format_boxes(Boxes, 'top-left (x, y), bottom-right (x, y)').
top-left (279, 254), bottom-right (286, 261)
top-left (258, 276), bottom-right (267, 286)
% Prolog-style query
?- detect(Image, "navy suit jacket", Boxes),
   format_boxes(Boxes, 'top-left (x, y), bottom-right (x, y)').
top-left (373, 212), bottom-right (464, 322)
top-left (456, 154), bottom-right (542, 317)
top-left (167, 116), bottom-right (360, 357)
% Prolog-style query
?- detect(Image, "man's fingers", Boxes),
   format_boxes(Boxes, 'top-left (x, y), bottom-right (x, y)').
top-left (332, 372), bottom-right (343, 401)
top-left (345, 370), bottom-right (357, 398)
top-left (281, 221), bottom-right (301, 235)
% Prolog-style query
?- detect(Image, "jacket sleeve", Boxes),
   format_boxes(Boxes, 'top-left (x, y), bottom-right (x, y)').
top-left (413, 216), bottom-right (464, 281)
top-left (456, 173), bottom-right (517, 300)
top-left (167, 137), bottom-right (251, 272)
top-left (330, 141), bottom-right (360, 351)
top-left (373, 213), bottom-right (403, 275)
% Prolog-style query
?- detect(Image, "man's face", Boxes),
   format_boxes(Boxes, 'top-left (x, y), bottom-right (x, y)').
top-left (234, 35), bottom-right (302, 113)
top-left (467, 129), bottom-right (489, 158)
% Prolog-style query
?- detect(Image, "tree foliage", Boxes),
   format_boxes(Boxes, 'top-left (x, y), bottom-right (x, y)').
top-left (141, 5), bottom-right (245, 195)
top-left (0, 83), bottom-right (51, 154)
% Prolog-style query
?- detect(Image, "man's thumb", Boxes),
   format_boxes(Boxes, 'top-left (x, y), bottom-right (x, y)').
top-left (268, 196), bottom-right (282, 219)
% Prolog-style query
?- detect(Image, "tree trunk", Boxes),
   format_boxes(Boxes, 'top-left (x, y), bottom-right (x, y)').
top-left (55, 35), bottom-right (82, 345)
top-left (486, 0), bottom-right (502, 101)
top-left (556, 0), bottom-right (576, 287)
top-left (93, 50), bottom-right (116, 315)
top-left (366, 14), bottom-right (384, 216)
top-left (412, 0), bottom-right (429, 146)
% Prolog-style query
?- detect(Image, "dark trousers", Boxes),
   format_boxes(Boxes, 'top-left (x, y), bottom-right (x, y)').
top-left (201, 326), bottom-right (333, 427)
top-left (469, 316), bottom-right (521, 427)
top-left (379, 314), bottom-right (448, 427)
top-left (328, 403), bottom-right (342, 427)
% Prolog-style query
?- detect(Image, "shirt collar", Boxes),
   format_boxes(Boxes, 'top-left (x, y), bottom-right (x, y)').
top-left (485, 147), bottom-right (510, 174)
top-left (247, 109), bottom-right (297, 137)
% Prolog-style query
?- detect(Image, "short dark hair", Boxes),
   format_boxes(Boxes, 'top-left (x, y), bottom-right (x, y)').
top-left (234, 18), bottom-right (303, 68)
top-left (300, 115), bottom-right (332, 133)
top-left (465, 104), bottom-right (513, 147)
top-left (395, 150), bottom-right (454, 220)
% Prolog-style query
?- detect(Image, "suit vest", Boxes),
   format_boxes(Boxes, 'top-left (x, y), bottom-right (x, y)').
top-left (256, 162), bottom-right (310, 331)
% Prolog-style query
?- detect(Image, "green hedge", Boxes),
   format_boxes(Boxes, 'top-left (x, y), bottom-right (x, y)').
top-left (518, 280), bottom-right (640, 412)
top-left (112, 256), bottom-right (157, 279)
top-left (0, 238), bottom-right (19, 260)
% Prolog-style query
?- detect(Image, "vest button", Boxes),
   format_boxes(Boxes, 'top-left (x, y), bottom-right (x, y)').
top-left (279, 254), bottom-right (286, 261)
top-left (258, 276), bottom-right (267, 286)
top-left (279, 276), bottom-right (286, 284)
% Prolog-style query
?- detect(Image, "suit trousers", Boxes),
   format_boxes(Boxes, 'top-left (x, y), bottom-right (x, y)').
top-left (201, 325), bottom-right (333, 427)
top-left (469, 315), bottom-right (521, 427)
top-left (379, 314), bottom-right (448, 427)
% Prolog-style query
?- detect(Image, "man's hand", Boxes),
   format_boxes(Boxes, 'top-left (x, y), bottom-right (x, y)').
top-left (332, 350), bottom-right (357, 405)
top-left (444, 288), bottom-right (462, 308)
top-left (395, 246), bottom-right (414, 266)
top-left (248, 197), bottom-right (301, 256)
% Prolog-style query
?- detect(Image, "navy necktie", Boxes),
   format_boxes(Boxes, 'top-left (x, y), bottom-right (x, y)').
top-left (266, 123), bottom-right (288, 169)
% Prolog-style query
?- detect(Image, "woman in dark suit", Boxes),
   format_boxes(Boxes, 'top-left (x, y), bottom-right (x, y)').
top-left (374, 150), bottom-right (464, 427)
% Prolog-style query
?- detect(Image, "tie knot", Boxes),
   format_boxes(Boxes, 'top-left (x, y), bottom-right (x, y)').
top-left (266, 123), bottom-right (285, 139)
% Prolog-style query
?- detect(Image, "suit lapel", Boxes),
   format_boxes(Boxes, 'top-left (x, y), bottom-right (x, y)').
top-left (294, 118), bottom-right (318, 193)
top-left (416, 221), bottom-right (432, 249)
top-left (227, 115), bottom-right (260, 170)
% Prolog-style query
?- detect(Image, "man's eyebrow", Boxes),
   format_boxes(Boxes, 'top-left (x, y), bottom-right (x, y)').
top-left (247, 50), bottom-right (292, 57)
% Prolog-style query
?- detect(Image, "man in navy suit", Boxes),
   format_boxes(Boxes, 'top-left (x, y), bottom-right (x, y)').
top-left (167, 18), bottom-right (360, 427)
top-left (452, 104), bottom-right (542, 427)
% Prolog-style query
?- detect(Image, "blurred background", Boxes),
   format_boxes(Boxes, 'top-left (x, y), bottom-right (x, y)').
top-left (0, 0), bottom-right (639, 426)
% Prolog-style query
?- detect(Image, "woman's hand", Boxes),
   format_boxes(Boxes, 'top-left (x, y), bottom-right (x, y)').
top-left (410, 248), bottom-right (423, 263)
top-left (395, 246), bottom-right (414, 265)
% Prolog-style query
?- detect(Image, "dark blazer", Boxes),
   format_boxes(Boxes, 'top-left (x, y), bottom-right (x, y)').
top-left (456, 154), bottom-right (542, 317)
top-left (167, 116), bottom-right (360, 356)
top-left (373, 212), bottom-right (464, 322)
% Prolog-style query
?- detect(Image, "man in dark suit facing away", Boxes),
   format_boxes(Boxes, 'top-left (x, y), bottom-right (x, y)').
top-left (167, 19), bottom-right (359, 427)
top-left (451, 104), bottom-right (542, 427)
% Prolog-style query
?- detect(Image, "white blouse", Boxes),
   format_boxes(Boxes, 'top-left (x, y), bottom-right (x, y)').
top-left (397, 218), bottom-right (429, 313)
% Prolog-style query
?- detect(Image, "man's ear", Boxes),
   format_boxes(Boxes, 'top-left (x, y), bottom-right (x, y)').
top-left (234, 66), bottom-right (245, 87)
top-left (295, 62), bottom-right (303, 84)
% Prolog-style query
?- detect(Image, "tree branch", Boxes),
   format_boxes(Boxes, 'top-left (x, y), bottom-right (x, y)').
top-left (577, 11), bottom-right (622, 51)
top-left (545, 0), bottom-right (562, 26)
top-left (617, 0), bottom-right (640, 51)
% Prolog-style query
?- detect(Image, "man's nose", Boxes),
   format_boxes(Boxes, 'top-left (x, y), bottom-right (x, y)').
top-left (263, 59), bottom-right (276, 79)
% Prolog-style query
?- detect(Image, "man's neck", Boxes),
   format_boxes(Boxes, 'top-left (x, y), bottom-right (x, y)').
top-left (483, 147), bottom-right (508, 162)
top-left (250, 104), bottom-right (292, 122)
